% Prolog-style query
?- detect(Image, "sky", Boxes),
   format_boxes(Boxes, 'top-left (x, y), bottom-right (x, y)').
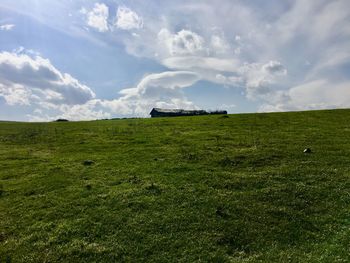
top-left (0, 0), bottom-right (349, 121)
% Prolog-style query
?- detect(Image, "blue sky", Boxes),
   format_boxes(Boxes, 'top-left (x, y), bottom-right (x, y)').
top-left (0, 0), bottom-right (349, 121)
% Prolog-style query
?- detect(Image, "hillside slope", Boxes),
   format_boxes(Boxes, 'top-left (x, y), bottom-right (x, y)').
top-left (1, 109), bottom-right (350, 262)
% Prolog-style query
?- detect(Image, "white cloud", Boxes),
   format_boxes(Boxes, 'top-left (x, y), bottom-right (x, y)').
top-left (0, 83), bottom-right (31, 106)
top-left (260, 79), bottom-right (350, 112)
top-left (163, 56), bottom-right (239, 72)
top-left (3, 0), bottom-right (350, 120)
top-left (121, 21), bottom-right (291, 105)
top-left (210, 35), bottom-right (230, 54)
top-left (221, 103), bottom-right (236, 110)
top-left (0, 50), bottom-right (202, 120)
top-left (115, 6), bottom-right (143, 30)
top-left (0, 51), bottom-right (95, 107)
top-left (262, 61), bottom-right (287, 75)
top-left (0, 24), bottom-right (15, 31)
top-left (163, 57), bottom-right (288, 100)
top-left (158, 29), bottom-right (205, 56)
top-left (100, 71), bottom-right (200, 116)
top-left (25, 99), bottom-right (111, 122)
top-left (288, 80), bottom-right (350, 110)
top-left (27, 70), bottom-right (200, 121)
top-left (276, 0), bottom-right (350, 45)
top-left (238, 61), bottom-right (287, 100)
top-left (57, 100), bottom-right (111, 121)
top-left (83, 3), bottom-right (109, 32)
top-left (162, 56), bottom-right (242, 87)
top-left (234, 48), bottom-right (241, 55)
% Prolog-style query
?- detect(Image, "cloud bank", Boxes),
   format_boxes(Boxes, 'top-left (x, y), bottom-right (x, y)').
top-left (0, 50), bottom-right (201, 120)
top-left (115, 0), bottom-right (350, 113)
top-left (0, 51), bottom-right (95, 110)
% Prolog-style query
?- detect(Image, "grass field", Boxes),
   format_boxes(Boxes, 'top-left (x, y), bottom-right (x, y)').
top-left (1, 109), bottom-right (350, 262)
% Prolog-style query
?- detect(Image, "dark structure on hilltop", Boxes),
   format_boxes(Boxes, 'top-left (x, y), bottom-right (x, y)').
top-left (150, 108), bottom-right (227, 118)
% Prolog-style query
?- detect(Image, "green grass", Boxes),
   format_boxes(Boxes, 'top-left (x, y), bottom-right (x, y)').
top-left (1, 109), bottom-right (350, 262)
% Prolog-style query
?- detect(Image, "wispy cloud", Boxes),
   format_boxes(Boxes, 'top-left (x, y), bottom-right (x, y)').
top-left (115, 6), bottom-right (143, 30)
top-left (0, 24), bottom-right (15, 31)
top-left (115, 0), bottom-right (350, 112)
top-left (0, 51), bottom-right (95, 108)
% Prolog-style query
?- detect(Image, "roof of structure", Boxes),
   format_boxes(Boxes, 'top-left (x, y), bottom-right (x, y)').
top-left (151, 108), bottom-right (183, 113)
top-left (151, 108), bottom-right (206, 113)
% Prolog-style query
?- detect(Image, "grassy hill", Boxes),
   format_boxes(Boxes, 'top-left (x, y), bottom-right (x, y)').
top-left (1, 109), bottom-right (350, 262)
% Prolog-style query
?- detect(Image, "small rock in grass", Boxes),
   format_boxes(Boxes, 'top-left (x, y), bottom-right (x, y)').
top-left (83, 160), bottom-right (94, 166)
top-left (303, 148), bottom-right (312, 153)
